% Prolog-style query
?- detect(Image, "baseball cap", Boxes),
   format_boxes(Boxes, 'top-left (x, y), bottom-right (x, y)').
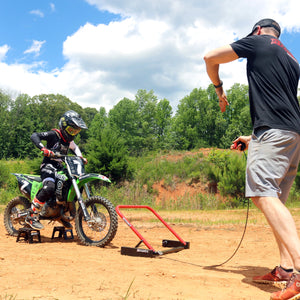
top-left (247, 18), bottom-right (281, 37)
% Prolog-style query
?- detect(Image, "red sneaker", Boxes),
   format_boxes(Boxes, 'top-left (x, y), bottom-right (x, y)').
top-left (270, 273), bottom-right (300, 300)
top-left (253, 266), bottom-right (293, 289)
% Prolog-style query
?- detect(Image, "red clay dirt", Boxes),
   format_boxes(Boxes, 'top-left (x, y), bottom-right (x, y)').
top-left (0, 149), bottom-right (291, 299)
top-left (0, 208), bottom-right (291, 300)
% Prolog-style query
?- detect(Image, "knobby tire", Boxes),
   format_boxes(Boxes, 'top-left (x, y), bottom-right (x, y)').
top-left (4, 196), bottom-right (31, 236)
top-left (75, 196), bottom-right (118, 247)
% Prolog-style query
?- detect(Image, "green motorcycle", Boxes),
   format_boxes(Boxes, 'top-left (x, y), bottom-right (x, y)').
top-left (3, 154), bottom-right (118, 247)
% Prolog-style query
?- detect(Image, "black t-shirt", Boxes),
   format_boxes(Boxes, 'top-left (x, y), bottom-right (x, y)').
top-left (231, 35), bottom-right (300, 133)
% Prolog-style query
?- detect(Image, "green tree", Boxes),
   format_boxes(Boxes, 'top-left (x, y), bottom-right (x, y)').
top-left (86, 126), bottom-right (130, 182)
top-left (87, 108), bottom-right (130, 181)
top-left (109, 97), bottom-right (141, 153)
top-left (173, 84), bottom-right (251, 150)
top-left (135, 89), bottom-right (158, 151)
top-left (155, 98), bottom-right (173, 149)
top-left (173, 87), bottom-right (223, 149)
top-left (219, 84), bottom-right (252, 147)
top-left (88, 107), bottom-right (108, 140)
top-left (109, 89), bottom-right (171, 153)
top-left (8, 94), bottom-right (36, 157)
top-left (0, 91), bottom-right (13, 158)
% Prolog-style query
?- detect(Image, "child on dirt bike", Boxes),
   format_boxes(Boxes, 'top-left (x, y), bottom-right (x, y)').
top-left (25, 110), bottom-right (88, 230)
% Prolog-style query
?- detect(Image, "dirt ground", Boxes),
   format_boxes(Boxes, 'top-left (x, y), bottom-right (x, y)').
top-left (0, 207), bottom-right (293, 300)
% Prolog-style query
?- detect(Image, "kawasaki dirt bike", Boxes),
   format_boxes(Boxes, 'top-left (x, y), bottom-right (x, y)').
top-left (4, 154), bottom-right (118, 247)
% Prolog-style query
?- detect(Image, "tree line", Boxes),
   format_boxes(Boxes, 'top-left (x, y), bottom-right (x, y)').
top-left (0, 84), bottom-right (276, 180)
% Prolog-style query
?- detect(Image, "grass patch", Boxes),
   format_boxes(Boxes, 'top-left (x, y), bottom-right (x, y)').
top-left (116, 207), bottom-right (271, 228)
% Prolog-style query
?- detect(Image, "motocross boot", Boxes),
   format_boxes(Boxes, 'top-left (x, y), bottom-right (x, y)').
top-left (25, 213), bottom-right (44, 230)
top-left (25, 197), bottom-right (45, 230)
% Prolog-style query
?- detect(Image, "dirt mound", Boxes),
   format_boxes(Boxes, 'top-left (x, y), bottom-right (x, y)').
top-left (153, 148), bottom-right (225, 206)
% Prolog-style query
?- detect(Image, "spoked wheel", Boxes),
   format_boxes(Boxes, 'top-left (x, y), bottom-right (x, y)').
top-left (75, 196), bottom-right (118, 247)
top-left (4, 196), bottom-right (31, 236)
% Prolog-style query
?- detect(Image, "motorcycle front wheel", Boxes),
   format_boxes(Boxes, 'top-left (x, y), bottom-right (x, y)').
top-left (75, 196), bottom-right (118, 247)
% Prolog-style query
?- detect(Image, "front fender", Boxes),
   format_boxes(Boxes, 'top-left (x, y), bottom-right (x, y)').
top-left (67, 173), bottom-right (111, 202)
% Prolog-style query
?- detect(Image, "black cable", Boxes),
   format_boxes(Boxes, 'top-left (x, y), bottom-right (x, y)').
top-left (161, 198), bottom-right (250, 268)
top-left (162, 149), bottom-right (250, 268)
top-left (206, 198), bottom-right (249, 267)
top-left (205, 147), bottom-right (250, 267)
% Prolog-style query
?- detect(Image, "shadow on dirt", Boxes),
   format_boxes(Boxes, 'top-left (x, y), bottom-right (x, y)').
top-left (11, 231), bottom-right (119, 249)
top-left (203, 265), bottom-right (278, 292)
top-left (161, 256), bottom-right (278, 293)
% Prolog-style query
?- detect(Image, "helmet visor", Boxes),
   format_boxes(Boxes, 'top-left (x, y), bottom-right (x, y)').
top-left (65, 126), bottom-right (81, 136)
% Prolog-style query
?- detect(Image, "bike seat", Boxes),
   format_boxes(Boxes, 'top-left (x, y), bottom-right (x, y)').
top-left (24, 175), bottom-right (42, 182)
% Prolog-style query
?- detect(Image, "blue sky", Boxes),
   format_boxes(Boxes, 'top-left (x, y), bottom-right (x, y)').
top-left (0, 1), bottom-right (119, 71)
top-left (0, 0), bottom-right (299, 111)
top-left (281, 31), bottom-right (300, 58)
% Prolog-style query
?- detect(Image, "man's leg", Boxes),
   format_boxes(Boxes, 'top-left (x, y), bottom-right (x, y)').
top-left (273, 230), bottom-right (294, 270)
top-left (25, 197), bottom-right (45, 230)
top-left (252, 196), bottom-right (300, 271)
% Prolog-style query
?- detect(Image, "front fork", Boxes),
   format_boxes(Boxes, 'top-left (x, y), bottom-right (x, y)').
top-left (72, 178), bottom-right (91, 221)
top-left (84, 183), bottom-right (92, 198)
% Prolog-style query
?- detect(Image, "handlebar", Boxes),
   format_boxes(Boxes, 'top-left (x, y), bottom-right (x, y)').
top-left (49, 152), bottom-right (87, 165)
top-left (50, 152), bottom-right (82, 160)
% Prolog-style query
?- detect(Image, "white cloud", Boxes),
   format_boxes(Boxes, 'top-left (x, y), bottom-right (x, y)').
top-left (85, 0), bottom-right (300, 33)
top-left (29, 9), bottom-right (44, 18)
top-left (50, 3), bottom-right (55, 12)
top-left (1, 0), bottom-right (300, 112)
top-left (0, 45), bottom-right (10, 62)
top-left (24, 40), bottom-right (46, 56)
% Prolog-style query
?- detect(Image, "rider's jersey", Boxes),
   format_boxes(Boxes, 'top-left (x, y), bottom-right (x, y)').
top-left (31, 129), bottom-right (82, 167)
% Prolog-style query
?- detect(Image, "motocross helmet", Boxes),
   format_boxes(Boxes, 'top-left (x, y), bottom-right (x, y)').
top-left (58, 110), bottom-right (88, 142)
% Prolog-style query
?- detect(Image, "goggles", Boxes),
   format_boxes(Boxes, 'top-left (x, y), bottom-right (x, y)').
top-left (65, 126), bottom-right (81, 136)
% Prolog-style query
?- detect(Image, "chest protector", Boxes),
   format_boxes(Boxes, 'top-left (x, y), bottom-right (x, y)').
top-left (51, 129), bottom-right (70, 155)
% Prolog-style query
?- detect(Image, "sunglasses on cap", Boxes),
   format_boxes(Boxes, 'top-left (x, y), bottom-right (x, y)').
top-left (65, 126), bottom-right (81, 136)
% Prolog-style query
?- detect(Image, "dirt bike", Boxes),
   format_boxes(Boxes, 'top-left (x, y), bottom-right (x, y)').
top-left (3, 154), bottom-right (118, 247)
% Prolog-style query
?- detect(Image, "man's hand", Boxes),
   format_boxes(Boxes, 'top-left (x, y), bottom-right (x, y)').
top-left (203, 45), bottom-right (238, 113)
top-left (41, 147), bottom-right (55, 157)
top-left (231, 136), bottom-right (252, 151)
top-left (215, 87), bottom-right (229, 112)
top-left (81, 157), bottom-right (88, 165)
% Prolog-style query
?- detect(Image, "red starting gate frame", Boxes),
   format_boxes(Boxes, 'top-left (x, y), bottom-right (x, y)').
top-left (115, 205), bottom-right (190, 257)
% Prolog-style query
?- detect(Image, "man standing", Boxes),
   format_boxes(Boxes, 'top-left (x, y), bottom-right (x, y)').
top-left (204, 19), bottom-right (300, 300)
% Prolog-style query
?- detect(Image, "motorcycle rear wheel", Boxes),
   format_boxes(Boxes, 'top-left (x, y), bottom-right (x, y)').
top-left (4, 196), bottom-right (31, 236)
top-left (75, 196), bottom-right (118, 247)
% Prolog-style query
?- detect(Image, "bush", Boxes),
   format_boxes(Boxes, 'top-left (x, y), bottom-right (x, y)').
top-left (204, 150), bottom-right (247, 206)
top-left (86, 127), bottom-right (131, 182)
top-left (0, 160), bottom-right (11, 189)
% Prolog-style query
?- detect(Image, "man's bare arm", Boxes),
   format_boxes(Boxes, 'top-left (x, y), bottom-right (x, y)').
top-left (204, 45), bottom-right (239, 112)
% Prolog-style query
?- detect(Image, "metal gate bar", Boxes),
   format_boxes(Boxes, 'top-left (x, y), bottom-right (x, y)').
top-left (116, 205), bottom-right (189, 257)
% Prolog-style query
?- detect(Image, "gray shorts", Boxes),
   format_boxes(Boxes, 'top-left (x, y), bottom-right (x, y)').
top-left (246, 128), bottom-right (300, 202)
